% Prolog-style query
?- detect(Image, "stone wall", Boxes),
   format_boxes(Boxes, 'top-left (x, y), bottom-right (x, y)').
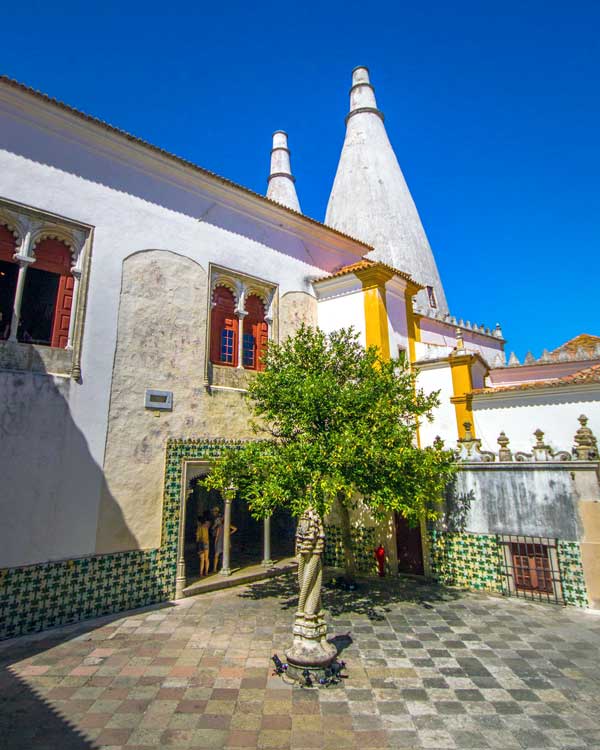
top-left (97, 251), bottom-right (256, 554)
top-left (279, 291), bottom-right (318, 342)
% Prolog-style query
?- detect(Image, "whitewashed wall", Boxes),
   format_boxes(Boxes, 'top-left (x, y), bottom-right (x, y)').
top-left (0, 88), bottom-right (366, 567)
top-left (418, 316), bottom-right (503, 365)
top-left (472, 387), bottom-right (600, 454)
top-left (416, 362), bottom-right (457, 448)
top-left (316, 289), bottom-right (367, 346)
top-left (385, 280), bottom-right (410, 357)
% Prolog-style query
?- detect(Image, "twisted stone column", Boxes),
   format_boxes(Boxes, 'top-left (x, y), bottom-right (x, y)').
top-left (285, 508), bottom-right (336, 672)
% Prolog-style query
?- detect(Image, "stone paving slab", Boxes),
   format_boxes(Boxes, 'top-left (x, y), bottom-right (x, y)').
top-left (1, 575), bottom-right (600, 749)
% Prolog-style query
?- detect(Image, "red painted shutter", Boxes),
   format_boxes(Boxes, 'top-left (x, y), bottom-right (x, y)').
top-left (51, 274), bottom-right (74, 348)
top-left (35, 239), bottom-right (72, 349)
top-left (211, 286), bottom-right (238, 367)
top-left (255, 320), bottom-right (268, 371)
top-left (243, 295), bottom-right (267, 371)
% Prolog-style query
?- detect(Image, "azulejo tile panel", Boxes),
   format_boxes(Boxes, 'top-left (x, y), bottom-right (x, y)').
top-left (428, 530), bottom-right (589, 608)
top-left (0, 438), bottom-right (244, 640)
top-left (324, 524), bottom-right (377, 573)
top-left (428, 530), bottom-right (503, 593)
top-left (557, 540), bottom-right (588, 607)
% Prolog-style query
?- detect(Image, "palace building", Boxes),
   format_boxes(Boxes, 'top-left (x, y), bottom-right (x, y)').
top-left (0, 67), bottom-right (598, 639)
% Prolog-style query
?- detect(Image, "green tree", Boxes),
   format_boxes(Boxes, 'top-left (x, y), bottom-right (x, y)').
top-left (204, 325), bottom-right (456, 578)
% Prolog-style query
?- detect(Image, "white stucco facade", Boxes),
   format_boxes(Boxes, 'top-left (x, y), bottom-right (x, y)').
top-left (0, 81), bottom-right (369, 568)
top-left (415, 362), bottom-right (457, 448)
top-left (472, 386), bottom-right (600, 454)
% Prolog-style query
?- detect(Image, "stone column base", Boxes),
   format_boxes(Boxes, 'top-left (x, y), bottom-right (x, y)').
top-left (285, 611), bottom-right (337, 670)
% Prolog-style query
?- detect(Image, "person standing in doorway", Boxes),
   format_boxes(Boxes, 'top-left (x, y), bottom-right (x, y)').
top-left (211, 505), bottom-right (237, 572)
top-left (196, 513), bottom-right (211, 577)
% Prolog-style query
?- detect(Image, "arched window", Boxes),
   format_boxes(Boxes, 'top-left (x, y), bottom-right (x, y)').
top-left (210, 286), bottom-right (238, 367)
top-left (243, 295), bottom-right (268, 371)
top-left (0, 225), bottom-right (18, 340)
top-left (20, 238), bottom-right (73, 348)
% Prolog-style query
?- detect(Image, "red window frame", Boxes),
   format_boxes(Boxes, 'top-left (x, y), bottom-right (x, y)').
top-left (510, 542), bottom-right (553, 594)
top-left (29, 239), bottom-right (73, 349)
top-left (243, 295), bottom-right (268, 371)
top-left (210, 286), bottom-right (238, 367)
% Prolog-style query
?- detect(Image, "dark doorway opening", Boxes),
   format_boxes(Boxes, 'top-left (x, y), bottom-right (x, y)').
top-left (19, 267), bottom-right (60, 345)
top-left (184, 476), bottom-right (296, 585)
top-left (395, 513), bottom-right (424, 575)
top-left (0, 260), bottom-right (18, 339)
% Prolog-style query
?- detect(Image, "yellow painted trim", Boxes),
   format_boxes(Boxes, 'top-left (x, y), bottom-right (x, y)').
top-left (405, 292), bottom-right (420, 364)
top-left (355, 267), bottom-right (393, 361)
top-left (449, 356), bottom-right (475, 438)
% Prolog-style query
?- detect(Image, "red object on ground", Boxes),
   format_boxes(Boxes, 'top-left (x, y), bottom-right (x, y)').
top-left (375, 545), bottom-right (386, 577)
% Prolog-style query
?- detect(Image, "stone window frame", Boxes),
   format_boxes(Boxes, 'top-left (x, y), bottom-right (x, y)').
top-left (0, 196), bottom-right (93, 380)
top-left (205, 264), bottom-right (277, 390)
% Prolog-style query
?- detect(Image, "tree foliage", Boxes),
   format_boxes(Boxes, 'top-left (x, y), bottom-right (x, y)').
top-left (204, 325), bottom-right (457, 572)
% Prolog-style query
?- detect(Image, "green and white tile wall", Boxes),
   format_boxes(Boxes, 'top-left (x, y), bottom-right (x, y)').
top-left (0, 439), bottom-right (242, 641)
top-left (324, 524), bottom-right (377, 573)
top-left (428, 530), bottom-right (589, 608)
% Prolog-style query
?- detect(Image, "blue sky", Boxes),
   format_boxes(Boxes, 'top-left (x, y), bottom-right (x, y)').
top-left (3, 1), bottom-right (599, 358)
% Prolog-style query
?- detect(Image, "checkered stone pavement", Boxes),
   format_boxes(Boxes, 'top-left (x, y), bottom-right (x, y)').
top-left (1, 575), bottom-right (600, 749)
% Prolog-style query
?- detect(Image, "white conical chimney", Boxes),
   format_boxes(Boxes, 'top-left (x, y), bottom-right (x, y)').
top-left (325, 66), bottom-right (448, 314)
top-left (266, 131), bottom-right (301, 212)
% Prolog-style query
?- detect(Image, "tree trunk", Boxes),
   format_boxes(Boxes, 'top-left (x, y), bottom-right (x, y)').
top-left (336, 493), bottom-right (357, 582)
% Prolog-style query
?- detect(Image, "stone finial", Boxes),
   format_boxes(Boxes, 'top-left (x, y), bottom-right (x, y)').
top-left (524, 351), bottom-right (536, 364)
top-left (497, 432), bottom-right (513, 462)
top-left (539, 349), bottom-right (551, 363)
top-left (492, 353), bottom-right (505, 368)
top-left (532, 429), bottom-right (553, 461)
top-left (457, 422), bottom-right (495, 462)
top-left (266, 131), bottom-right (302, 212)
top-left (573, 414), bottom-right (599, 460)
top-left (494, 323), bottom-right (503, 339)
top-left (508, 352), bottom-right (520, 366)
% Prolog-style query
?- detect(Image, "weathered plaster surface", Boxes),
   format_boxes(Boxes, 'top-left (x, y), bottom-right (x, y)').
top-left (0, 371), bottom-right (101, 568)
top-left (453, 466), bottom-right (581, 540)
top-left (280, 291), bottom-right (318, 342)
top-left (97, 251), bottom-right (255, 553)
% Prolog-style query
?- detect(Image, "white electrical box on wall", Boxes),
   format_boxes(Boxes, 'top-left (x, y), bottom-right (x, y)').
top-left (145, 389), bottom-right (173, 411)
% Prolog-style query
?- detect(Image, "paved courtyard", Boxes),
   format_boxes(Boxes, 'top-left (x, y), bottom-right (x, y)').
top-left (2, 575), bottom-right (600, 749)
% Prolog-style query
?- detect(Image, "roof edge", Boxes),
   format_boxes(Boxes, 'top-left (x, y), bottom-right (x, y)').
top-left (0, 75), bottom-right (373, 253)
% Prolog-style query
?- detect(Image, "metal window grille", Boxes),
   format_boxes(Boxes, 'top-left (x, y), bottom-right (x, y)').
top-left (220, 328), bottom-right (234, 363)
top-left (496, 534), bottom-right (565, 605)
top-left (242, 333), bottom-right (255, 368)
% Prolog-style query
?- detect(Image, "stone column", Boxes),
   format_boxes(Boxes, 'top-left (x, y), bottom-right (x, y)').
top-left (236, 310), bottom-right (247, 369)
top-left (220, 493), bottom-right (233, 576)
top-left (262, 516), bottom-right (273, 566)
top-left (8, 230), bottom-right (34, 342)
top-left (285, 508), bottom-right (336, 680)
top-left (175, 489), bottom-right (192, 599)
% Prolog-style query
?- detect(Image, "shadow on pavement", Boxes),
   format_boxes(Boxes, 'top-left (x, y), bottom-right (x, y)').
top-left (0, 601), bottom-right (174, 749)
top-left (238, 571), bottom-right (463, 622)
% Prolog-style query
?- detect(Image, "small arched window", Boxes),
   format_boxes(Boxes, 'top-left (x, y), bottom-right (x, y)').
top-left (20, 238), bottom-right (73, 348)
top-left (243, 295), bottom-right (268, 371)
top-left (211, 285), bottom-right (238, 367)
top-left (0, 225), bottom-right (18, 340)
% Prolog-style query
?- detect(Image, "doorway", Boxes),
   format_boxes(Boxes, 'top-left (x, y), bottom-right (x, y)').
top-left (183, 473), bottom-right (296, 585)
top-left (395, 513), bottom-right (424, 575)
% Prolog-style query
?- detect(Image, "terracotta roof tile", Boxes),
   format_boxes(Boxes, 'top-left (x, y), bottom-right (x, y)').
top-left (312, 258), bottom-right (419, 286)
